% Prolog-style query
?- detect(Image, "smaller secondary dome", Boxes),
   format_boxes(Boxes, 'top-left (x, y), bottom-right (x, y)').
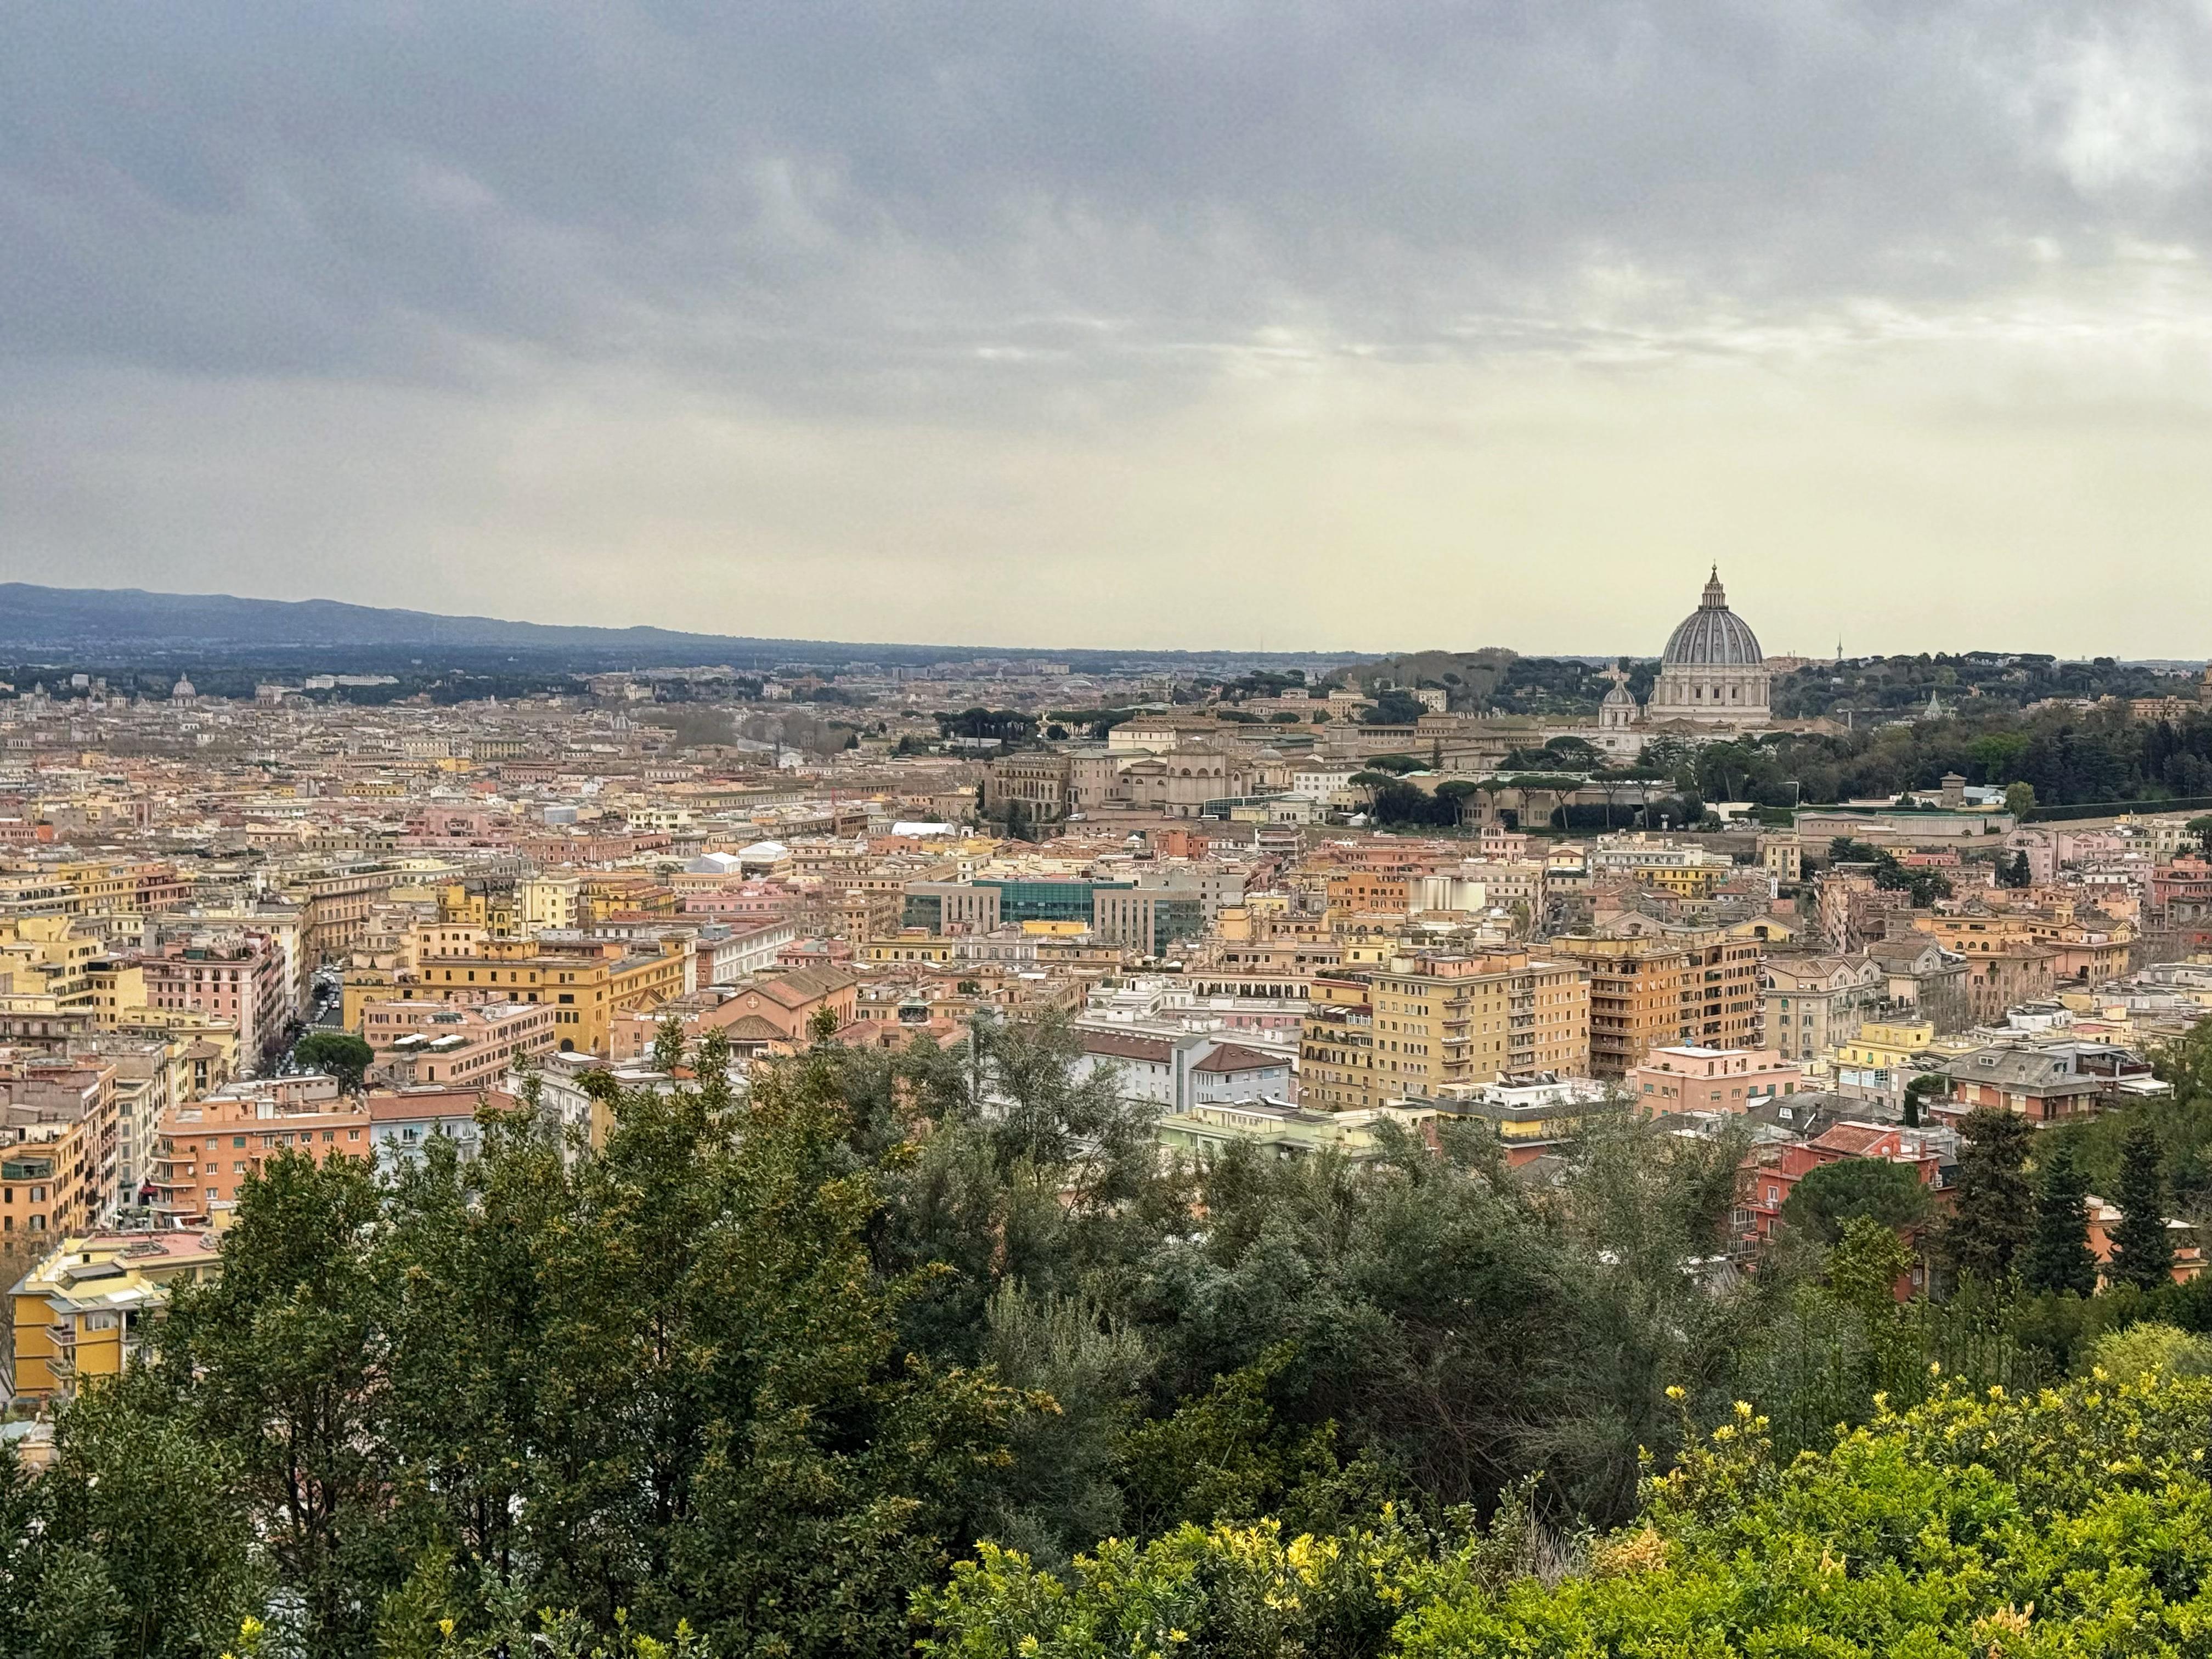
top-left (1661, 568), bottom-right (1763, 667)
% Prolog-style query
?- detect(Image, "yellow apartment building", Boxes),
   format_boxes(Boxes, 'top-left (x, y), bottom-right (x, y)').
top-left (1299, 977), bottom-right (1378, 1111)
top-left (1833, 1018), bottom-right (1938, 1094)
top-left (114, 1009), bottom-right (238, 1098)
top-left (1301, 951), bottom-right (1590, 1111)
top-left (406, 936), bottom-right (690, 1054)
top-left (8, 1231), bottom-right (223, 1401)
top-left (0, 916), bottom-right (113, 1014)
top-left (861, 936), bottom-right (961, 963)
top-left (1914, 907), bottom-right (2134, 986)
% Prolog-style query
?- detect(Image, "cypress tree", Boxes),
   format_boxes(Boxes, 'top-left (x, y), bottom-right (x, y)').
top-left (2108, 1119), bottom-right (2175, 1291)
top-left (2023, 1142), bottom-right (2098, 1298)
top-left (1940, 1105), bottom-right (2034, 1283)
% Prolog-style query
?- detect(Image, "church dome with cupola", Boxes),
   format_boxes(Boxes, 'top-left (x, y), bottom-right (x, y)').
top-left (1662, 568), bottom-right (1764, 667)
top-left (1646, 568), bottom-right (1771, 728)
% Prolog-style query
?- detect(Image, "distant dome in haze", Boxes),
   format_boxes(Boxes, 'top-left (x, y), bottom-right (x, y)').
top-left (1661, 568), bottom-right (1763, 668)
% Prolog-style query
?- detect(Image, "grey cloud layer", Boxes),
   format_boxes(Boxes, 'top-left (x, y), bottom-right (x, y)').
top-left (10, 1), bottom-right (2211, 410)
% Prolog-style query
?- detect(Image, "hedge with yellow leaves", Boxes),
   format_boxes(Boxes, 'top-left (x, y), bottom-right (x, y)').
top-left (923, 1369), bottom-right (2212, 1658)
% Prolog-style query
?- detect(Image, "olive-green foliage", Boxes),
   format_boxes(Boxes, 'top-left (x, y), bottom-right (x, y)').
top-left (1112, 1345), bottom-right (1398, 1544)
top-left (1116, 1113), bottom-right (1769, 1528)
top-left (1730, 1221), bottom-right (2049, 1463)
top-left (2040, 1062), bottom-right (2212, 1226)
top-left (2108, 1118), bottom-right (2176, 1290)
top-left (292, 1030), bottom-right (374, 1092)
top-left (36, 1005), bottom-right (2212, 1658)
top-left (157, 1144), bottom-right (395, 1647)
top-left (975, 1283), bottom-right (1152, 1565)
top-left (47, 1039), bottom-right (1023, 1659)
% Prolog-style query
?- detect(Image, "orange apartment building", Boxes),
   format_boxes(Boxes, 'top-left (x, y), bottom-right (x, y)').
top-left (149, 1079), bottom-right (372, 1223)
top-left (1735, 1122), bottom-right (1946, 1254)
top-left (1548, 930), bottom-right (1768, 1077)
top-left (608, 964), bottom-right (857, 1060)
top-left (0, 1056), bottom-right (118, 1241)
top-left (1324, 873), bottom-right (1413, 924)
top-left (1630, 1045), bottom-right (1807, 1111)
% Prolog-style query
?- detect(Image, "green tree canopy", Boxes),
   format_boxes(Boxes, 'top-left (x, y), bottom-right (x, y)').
top-left (1778, 1156), bottom-right (1933, 1246)
top-left (922, 1374), bottom-right (2212, 1659)
top-left (1361, 690), bottom-right (1426, 725)
top-left (292, 1030), bottom-right (374, 1092)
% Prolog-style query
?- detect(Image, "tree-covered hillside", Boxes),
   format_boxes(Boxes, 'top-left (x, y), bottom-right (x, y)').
top-left (13, 1015), bottom-right (2212, 1655)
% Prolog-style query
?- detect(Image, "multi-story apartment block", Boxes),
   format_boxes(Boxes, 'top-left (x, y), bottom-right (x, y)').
top-left (148, 1079), bottom-right (373, 1224)
top-left (1761, 952), bottom-right (1887, 1063)
top-left (1547, 929), bottom-right (1766, 1077)
top-left (1628, 1046), bottom-right (1807, 1111)
top-left (8, 1229), bottom-right (222, 1402)
top-left (140, 932), bottom-right (292, 1069)
top-left (365, 1084), bottom-right (522, 1170)
top-left (363, 1000), bottom-right (559, 1089)
top-left (1587, 835), bottom-right (1738, 898)
top-left (0, 1056), bottom-right (119, 1239)
top-left (397, 935), bottom-right (690, 1056)
top-left (1300, 951), bottom-right (1589, 1111)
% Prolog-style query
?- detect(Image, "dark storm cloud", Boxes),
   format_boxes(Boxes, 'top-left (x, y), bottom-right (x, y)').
top-left (8, 1), bottom-right (2211, 411)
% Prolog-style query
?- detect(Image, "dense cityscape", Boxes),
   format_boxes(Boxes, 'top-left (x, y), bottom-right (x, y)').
top-left (17, 1), bottom-right (2212, 1652)
top-left (1, 571), bottom-right (2211, 1651)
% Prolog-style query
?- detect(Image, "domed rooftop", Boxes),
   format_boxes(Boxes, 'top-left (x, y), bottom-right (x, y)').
top-left (1661, 568), bottom-right (1763, 667)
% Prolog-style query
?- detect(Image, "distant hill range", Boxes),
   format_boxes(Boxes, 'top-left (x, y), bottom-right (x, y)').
top-left (0, 582), bottom-right (1340, 670)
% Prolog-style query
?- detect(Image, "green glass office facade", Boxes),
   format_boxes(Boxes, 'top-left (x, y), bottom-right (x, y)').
top-left (981, 879), bottom-right (1132, 923)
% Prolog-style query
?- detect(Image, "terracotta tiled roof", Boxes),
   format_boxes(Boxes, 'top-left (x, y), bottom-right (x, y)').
top-left (721, 1015), bottom-right (789, 1041)
top-left (1191, 1042), bottom-right (1286, 1074)
top-left (1080, 1030), bottom-right (1177, 1064)
top-left (1808, 1122), bottom-right (1893, 1158)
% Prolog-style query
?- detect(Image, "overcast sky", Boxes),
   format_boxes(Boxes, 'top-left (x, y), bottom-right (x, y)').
top-left (7, 2), bottom-right (2212, 656)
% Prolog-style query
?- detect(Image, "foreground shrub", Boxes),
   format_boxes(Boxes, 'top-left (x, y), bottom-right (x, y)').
top-left (926, 1372), bottom-right (2212, 1657)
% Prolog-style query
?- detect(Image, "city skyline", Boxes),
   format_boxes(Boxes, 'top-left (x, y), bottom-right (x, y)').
top-left (8, 5), bottom-right (2212, 653)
